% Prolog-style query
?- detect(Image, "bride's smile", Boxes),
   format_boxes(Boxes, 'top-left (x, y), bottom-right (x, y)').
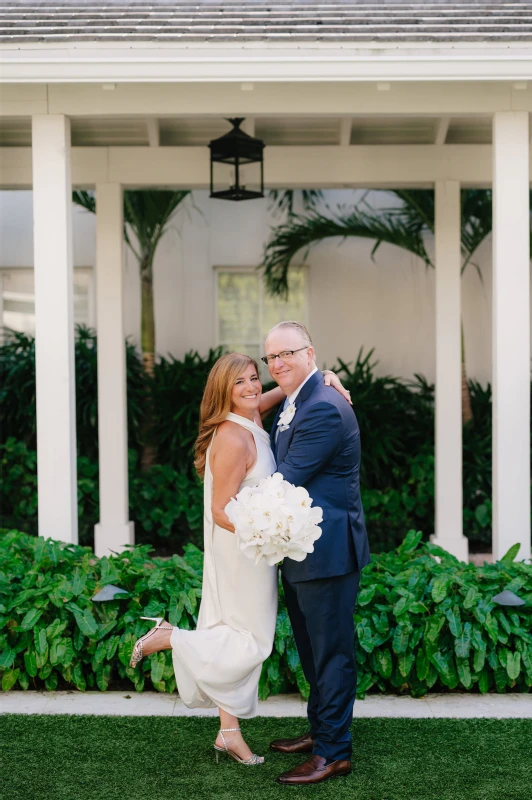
top-left (231, 364), bottom-right (262, 419)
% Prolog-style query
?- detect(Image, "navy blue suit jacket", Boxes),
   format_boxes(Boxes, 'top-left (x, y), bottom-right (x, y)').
top-left (271, 370), bottom-right (370, 582)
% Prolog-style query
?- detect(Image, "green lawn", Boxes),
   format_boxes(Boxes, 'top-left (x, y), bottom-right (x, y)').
top-left (1, 715), bottom-right (530, 800)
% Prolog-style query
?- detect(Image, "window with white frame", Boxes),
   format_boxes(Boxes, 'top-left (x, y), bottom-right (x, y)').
top-left (0, 268), bottom-right (95, 338)
top-left (216, 267), bottom-right (308, 372)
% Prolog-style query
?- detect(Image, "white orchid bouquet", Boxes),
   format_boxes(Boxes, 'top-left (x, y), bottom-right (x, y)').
top-left (225, 472), bottom-right (323, 566)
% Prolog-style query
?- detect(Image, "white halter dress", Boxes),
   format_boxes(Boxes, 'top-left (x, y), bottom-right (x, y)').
top-left (170, 412), bottom-right (278, 718)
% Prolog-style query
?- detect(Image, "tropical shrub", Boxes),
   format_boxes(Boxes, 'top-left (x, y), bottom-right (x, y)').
top-left (2, 332), bottom-right (531, 551)
top-left (0, 441), bottom-right (203, 553)
top-left (1, 530), bottom-right (530, 698)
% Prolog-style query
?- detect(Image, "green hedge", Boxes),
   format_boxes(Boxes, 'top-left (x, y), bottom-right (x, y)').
top-left (4, 329), bottom-right (530, 552)
top-left (1, 530), bottom-right (530, 698)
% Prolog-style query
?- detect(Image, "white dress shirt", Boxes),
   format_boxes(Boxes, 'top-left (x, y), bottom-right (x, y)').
top-left (276, 366), bottom-right (318, 442)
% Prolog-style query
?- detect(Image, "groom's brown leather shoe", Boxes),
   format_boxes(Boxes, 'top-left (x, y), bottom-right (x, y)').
top-left (277, 755), bottom-right (351, 785)
top-left (269, 731), bottom-right (313, 754)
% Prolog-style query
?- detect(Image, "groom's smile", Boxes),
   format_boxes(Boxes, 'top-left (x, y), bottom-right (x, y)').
top-left (265, 329), bottom-right (315, 397)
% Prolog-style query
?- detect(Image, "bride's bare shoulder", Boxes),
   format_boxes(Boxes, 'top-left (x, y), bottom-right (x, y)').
top-left (212, 420), bottom-right (249, 451)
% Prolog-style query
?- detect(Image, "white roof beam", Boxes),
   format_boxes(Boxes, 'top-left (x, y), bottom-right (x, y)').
top-left (339, 118), bottom-right (352, 146)
top-left (146, 118), bottom-right (159, 147)
top-left (4, 144), bottom-right (532, 190)
top-left (2, 81), bottom-right (532, 118)
top-left (435, 117), bottom-right (451, 146)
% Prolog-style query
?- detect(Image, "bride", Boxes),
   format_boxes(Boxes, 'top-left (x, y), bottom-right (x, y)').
top-left (128, 352), bottom-right (349, 765)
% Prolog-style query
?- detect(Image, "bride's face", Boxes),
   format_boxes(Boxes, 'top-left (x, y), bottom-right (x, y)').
top-left (231, 363), bottom-right (262, 415)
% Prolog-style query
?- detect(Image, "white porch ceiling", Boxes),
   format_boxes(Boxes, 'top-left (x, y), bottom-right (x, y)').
top-left (0, 114), bottom-right (505, 148)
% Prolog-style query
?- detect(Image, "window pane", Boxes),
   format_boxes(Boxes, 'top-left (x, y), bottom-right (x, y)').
top-left (217, 272), bottom-right (260, 345)
top-left (262, 268), bottom-right (307, 336)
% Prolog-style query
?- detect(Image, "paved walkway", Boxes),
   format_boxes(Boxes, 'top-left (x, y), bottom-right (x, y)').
top-left (1, 691), bottom-right (531, 718)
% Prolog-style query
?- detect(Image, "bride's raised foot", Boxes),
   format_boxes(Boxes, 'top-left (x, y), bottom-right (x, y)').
top-left (214, 728), bottom-right (264, 765)
top-left (129, 617), bottom-right (173, 668)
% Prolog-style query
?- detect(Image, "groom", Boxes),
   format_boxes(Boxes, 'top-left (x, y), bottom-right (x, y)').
top-left (264, 321), bottom-right (370, 786)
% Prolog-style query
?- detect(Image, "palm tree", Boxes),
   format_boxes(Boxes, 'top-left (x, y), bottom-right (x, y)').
top-left (73, 189), bottom-right (190, 467)
top-left (263, 189), bottom-right (501, 424)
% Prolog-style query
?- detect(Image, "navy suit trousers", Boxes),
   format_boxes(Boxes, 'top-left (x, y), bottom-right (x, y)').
top-left (282, 569), bottom-right (361, 762)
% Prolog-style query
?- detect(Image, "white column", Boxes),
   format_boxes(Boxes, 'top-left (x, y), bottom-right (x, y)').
top-left (430, 180), bottom-right (469, 561)
top-left (32, 115), bottom-right (78, 543)
top-left (492, 112), bottom-right (531, 562)
top-left (94, 183), bottom-right (134, 557)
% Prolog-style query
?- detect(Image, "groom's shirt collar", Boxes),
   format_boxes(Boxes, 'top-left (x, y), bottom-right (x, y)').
top-left (286, 366), bottom-right (318, 406)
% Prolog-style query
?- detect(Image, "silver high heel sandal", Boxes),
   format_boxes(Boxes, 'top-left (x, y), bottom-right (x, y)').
top-left (129, 617), bottom-right (173, 668)
top-left (214, 728), bottom-right (264, 765)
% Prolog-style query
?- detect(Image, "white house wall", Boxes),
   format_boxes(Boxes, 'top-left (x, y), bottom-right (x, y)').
top-left (1, 188), bottom-right (529, 386)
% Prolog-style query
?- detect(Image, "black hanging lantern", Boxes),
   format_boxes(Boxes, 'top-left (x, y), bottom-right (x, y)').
top-left (209, 118), bottom-right (265, 201)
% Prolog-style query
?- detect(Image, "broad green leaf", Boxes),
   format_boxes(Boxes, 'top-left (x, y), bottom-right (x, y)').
top-left (432, 575), bottom-right (452, 604)
top-left (1, 669), bottom-right (20, 692)
top-left (473, 649), bottom-right (486, 673)
top-left (44, 671), bottom-right (58, 691)
top-left (357, 585), bottom-right (376, 606)
top-left (73, 662), bottom-right (86, 692)
top-left (18, 671), bottom-right (29, 691)
top-left (484, 613), bottom-right (499, 644)
top-left (150, 651), bottom-right (165, 684)
top-left (19, 608), bottom-right (43, 631)
top-left (463, 587), bottom-right (480, 609)
top-left (398, 530), bottom-right (423, 554)
top-left (295, 663), bottom-right (310, 700)
top-left (96, 621), bottom-right (118, 641)
top-left (425, 615), bottom-right (445, 644)
top-left (392, 626), bottom-right (410, 654)
top-left (39, 662), bottom-right (52, 680)
top-left (34, 627), bottom-right (47, 655)
top-left (72, 608), bottom-right (98, 638)
top-left (478, 667), bottom-right (490, 694)
top-left (106, 635), bottom-right (120, 661)
top-left (96, 663), bottom-right (112, 691)
top-left (500, 543), bottom-right (520, 564)
top-left (393, 596), bottom-right (412, 617)
top-left (457, 659), bottom-right (472, 689)
top-left (446, 605), bottom-right (462, 638)
top-left (356, 672), bottom-right (376, 694)
top-left (375, 648), bottom-right (393, 679)
top-left (506, 652), bottom-right (521, 681)
top-left (398, 650), bottom-right (415, 678)
top-left (71, 569), bottom-right (87, 596)
top-left (0, 647), bottom-right (15, 669)
top-left (416, 648), bottom-right (430, 681)
top-left (24, 650), bottom-right (38, 677)
top-left (522, 645), bottom-right (532, 677)
top-left (61, 640), bottom-right (74, 667)
top-left (471, 626), bottom-right (487, 652)
top-left (258, 668), bottom-right (270, 701)
top-left (454, 622), bottom-right (472, 659)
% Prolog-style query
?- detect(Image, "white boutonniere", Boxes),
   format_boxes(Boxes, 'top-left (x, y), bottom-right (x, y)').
top-left (277, 403), bottom-right (296, 433)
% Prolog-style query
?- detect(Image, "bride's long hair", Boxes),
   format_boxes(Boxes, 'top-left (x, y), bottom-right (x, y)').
top-left (194, 352), bottom-right (261, 478)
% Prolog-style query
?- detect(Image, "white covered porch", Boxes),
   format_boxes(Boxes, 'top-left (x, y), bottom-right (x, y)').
top-left (0, 56), bottom-right (530, 562)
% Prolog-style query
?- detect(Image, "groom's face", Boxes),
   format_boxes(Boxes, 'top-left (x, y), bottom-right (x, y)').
top-left (265, 329), bottom-right (315, 396)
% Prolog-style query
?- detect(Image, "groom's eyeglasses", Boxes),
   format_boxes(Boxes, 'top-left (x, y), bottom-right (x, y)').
top-left (261, 347), bottom-right (308, 365)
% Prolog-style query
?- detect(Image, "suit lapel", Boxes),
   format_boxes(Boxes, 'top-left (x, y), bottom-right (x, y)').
top-left (274, 370), bottom-right (324, 464)
top-left (270, 402), bottom-right (284, 451)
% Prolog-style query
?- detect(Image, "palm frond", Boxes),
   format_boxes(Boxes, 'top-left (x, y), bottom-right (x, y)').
top-left (72, 190), bottom-right (96, 214)
top-left (268, 189), bottom-right (325, 219)
top-left (460, 189), bottom-right (493, 276)
top-left (263, 205), bottom-right (432, 297)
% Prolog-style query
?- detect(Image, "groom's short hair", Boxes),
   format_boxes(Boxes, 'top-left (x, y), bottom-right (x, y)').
top-left (267, 320), bottom-right (313, 348)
